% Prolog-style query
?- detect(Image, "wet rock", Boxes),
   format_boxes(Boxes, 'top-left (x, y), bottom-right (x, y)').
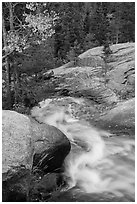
top-left (2, 167), bottom-right (31, 202)
top-left (48, 187), bottom-right (135, 202)
top-left (2, 110), bottom-right (70, 201)
top-left (31, 119), bottom-right (71, 173)
top-left (29, 173), bottom-right (65, 201)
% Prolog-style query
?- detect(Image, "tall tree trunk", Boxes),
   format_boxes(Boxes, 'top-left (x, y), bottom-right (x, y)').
top-left (9, 2), bottom-right (14, 31)
top-left (115, 29), bottom-right (119, 44)
top-left (13, 65), bottom-right (19, 105)
top-left (2, 17), bottom-right (12, 108)
top-left (9, 2), bottom-right (20, 106)
top-left (116, 33), bottom-right (118, 44)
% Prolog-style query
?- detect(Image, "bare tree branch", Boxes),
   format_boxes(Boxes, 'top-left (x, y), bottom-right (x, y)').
top-left (2, 49), bottom-right (15, 60)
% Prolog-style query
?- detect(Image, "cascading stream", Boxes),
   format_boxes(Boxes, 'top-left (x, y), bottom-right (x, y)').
top-left (63, 126), bottom-right (134, 198)
top-left (31, 99), bottom-right (135, 200)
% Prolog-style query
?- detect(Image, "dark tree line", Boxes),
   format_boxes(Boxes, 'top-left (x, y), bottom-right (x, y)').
top-left (46, 2), bottom-right (135, 59)
top-left (2, 2), bottom-right (135, 111)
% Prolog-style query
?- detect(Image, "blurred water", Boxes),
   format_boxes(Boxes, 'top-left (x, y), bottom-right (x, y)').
top-left (31, 99), bottom-right (135, 201)
top-left (64, 132), bottom-right (135, 200)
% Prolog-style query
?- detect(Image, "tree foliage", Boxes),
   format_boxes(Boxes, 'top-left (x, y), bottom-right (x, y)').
top-left (2, 2), bottom-right (135, 111)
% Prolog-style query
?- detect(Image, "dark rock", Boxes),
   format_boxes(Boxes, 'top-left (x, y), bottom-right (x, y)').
top-left (59, 89), bottom-right (70, 96)
top-left (2, 110), bottom-right (71, 201)
top-left (2, 168), bottom-right (30, 202)
top-left (28, 172), bottom-right (64, 202)
top-left (43, 71), bottom-right (54, 80)
top-left (31, 120), bottom-right (71, 173)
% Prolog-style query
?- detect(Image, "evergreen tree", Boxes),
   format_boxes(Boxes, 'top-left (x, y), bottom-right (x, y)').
top-left (2, 2), bottom-right (135, 110)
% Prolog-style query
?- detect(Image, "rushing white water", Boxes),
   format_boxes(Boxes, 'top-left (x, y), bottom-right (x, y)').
top-left (64, 130), bottom-right (135, 197)
top-left (31, 99), bottom-right (135, 199)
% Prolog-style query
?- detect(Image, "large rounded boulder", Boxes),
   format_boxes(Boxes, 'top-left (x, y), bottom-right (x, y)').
top-left (2, 110), bottom-right (33, 174)
top-left (2, 110), bottom-right (70, 201)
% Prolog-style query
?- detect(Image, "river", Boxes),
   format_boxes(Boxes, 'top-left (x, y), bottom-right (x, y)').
top-left (31, 98), bottom-right (135, 202)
